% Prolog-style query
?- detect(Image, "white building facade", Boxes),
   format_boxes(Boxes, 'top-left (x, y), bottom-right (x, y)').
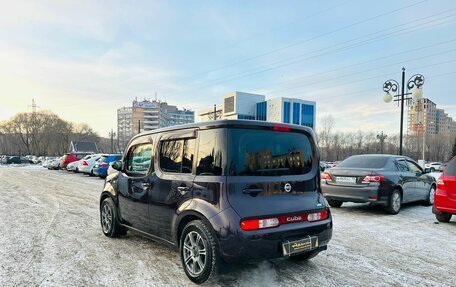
top-left (198, 91), bottom-right (316, 129)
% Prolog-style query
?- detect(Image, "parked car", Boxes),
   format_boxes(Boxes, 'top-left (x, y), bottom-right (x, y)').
top-left (66, 160), bottom-right (82, 172)
top-left (48, 157), bottom-right (63, 170)
top-left (433, 156), bottom-right (456, 222)
top-left (321, 154), bottom-right (436, 214)
top-left (60, 152), bottom-right (92, 169)
top-left (99, 120), bottom-right (332, 284)
top-left (42, 156), bottom-right (57, 168)
top-left (439, 163), bottom-right (448, 172)
top-left (93, 154), bottom-right (122, 178)
top-left (4, 156), bottom-right (21, 164)
top-left (78, 154), bottom-right (102, 175)
top-left (425, 162), bottom-right (443, 172)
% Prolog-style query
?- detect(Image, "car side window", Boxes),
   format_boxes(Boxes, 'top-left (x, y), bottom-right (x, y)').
top-left (406, 161), bottom-right (422, 175)
top-left (126, 143), bottom-right (153, 175)
top-left (196, 129), bottom-right (225, 176)
top-left (159, 138), bottom-right (195, 174)
top-left (396, 160), bottom-right (409, 172)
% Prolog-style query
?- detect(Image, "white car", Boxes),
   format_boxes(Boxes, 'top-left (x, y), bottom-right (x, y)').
top-left (42, 157), bottom-right (56, 168)
top-left (66, 160), bottom-right (82, 172)
top-left (48, 157), bottom-right (62, 170)
top-left (78, 154), bottom-right (102, 175)
top-left (425, 162), bottom-right (443, 172)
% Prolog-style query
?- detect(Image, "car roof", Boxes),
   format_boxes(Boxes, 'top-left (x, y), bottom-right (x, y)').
top-left (346, 154), bottom-right (413, 160)
top-left (130, 120), bottom-right (315, 142)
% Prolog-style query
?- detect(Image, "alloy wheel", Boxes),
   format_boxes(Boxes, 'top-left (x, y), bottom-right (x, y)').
top-left (183, 231), bottom-right (207, 277)
top-left (392, 192), bottom-right (401, 212)
top-left (101, 203), bottom-right (112, 233)
top-left (429, 187), bottom-right (435, 205)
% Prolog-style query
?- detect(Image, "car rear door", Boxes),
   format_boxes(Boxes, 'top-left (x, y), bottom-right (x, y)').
top-left (149, 131), bottom-right (196, 242)
top-left (225, 127), bottom-right (325, 219)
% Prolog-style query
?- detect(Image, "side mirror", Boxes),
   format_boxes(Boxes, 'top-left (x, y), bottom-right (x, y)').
top-left (112, 160), bottom-right (123, 171)
top-left (424, 168), bottom-right (431, 174)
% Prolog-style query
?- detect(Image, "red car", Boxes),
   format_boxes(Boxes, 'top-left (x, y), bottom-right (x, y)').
top-left (433, 156), bottom-right (456, 222)
top-left (60, 152), bottom-right (91, 169)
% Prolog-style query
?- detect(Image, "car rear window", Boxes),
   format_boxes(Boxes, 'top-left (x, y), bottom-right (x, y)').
top-left (227, 128), bottom-right (313, 176)
top-left (337, 156), bottom-right (389, 169)
top-left (444, 157), bottom-right (456, 175)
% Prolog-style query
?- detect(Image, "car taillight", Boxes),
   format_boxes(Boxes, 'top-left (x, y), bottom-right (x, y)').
top-left (437, 174), bottom-right (445, 190)
top-left (362, 174), bottom-right (384, 183)
top-left (240, 218), bottom-right (279, 231)
top-left (101, 162), bottom-right (108, 167)
top-left (240, 210), bottom-right (329, 231)
top-left (321, 171), bottom-right (333, 181)
top-left (82, 161), bottom-right (88, 166)
top-left (272, 124), bottom-right (291, 132)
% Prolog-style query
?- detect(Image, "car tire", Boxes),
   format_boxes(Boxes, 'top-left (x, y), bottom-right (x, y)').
top-left (435, 212), bottom-right (452, 223)
top-left (289, 250), bottom-right (320, 261)
top-left (422, 185), bottom-right (435, 206)
top-left (431, 167), bottom-right (435, 172)
top-left (180, 220), bottom-right (218, 284)
top-left (385, 189), bottom-right (402, 215)
top-left (327, 199), bottom-right (343, 208)
top-left (100, 197), bottom-right (126, 237)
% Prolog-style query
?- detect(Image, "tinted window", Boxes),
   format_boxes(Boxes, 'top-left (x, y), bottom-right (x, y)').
top-left (126, 144), bottom-right (153, 174)
top-left (228, 129), bottom-right (313, 176)
top-left (337, 156), bottom-right (389, 169)
top-left (444, 157), bottom-right (456, 175)
top-left (407, 161), bottom-right (422, 174)
top-left (196, 129), bottom-right (226, 176)
top-left (182, 139), bottom-right (195, 174)
top-left (160, 140), bottom-right (182, 173)
top-left (160, 139), bottom-right (195, 174)
top-left (396, 160), bottom-right (409, 172)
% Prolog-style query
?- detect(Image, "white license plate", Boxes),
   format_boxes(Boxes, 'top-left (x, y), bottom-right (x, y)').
top-left (336, 176), bottom-right (356, 183)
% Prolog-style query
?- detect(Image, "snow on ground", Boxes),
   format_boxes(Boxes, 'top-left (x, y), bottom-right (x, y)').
top-left (0, 167), bottom-right (455, 287)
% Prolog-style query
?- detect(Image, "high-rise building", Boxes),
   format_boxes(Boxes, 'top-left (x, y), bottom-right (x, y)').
top-left (167, 105), bottom-right (195, 126)
top-left (408, 98), bottom-right (455, 137)
top-left (117, 99), bottom-right (194, 151)
top-left (198, 91), bottom-right (316, 129)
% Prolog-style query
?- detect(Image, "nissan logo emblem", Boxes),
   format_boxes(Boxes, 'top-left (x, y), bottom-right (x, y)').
top-left (284, 183), bottom-right (292, 193)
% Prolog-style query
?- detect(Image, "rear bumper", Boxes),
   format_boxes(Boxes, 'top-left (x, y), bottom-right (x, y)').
top-left (321, 183), bottom-right (388, 204)
top-left (93, 167), bottom-right (107, 177)
top-left (209, 208), bottom-right (332, 264)
top-left (433, 188), bottom-right (456, 214)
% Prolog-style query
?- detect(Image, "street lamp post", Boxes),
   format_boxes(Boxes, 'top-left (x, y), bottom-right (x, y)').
top-left (377, 131), bottom-right (387, 154)
top-left (109, 129), bottom-right (116, 154)
top-left (382, 67), bottom-right (425, 155)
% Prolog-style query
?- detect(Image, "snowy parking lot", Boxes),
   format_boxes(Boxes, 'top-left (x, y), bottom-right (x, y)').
top-left (0, 166), bottom-right (455, 287)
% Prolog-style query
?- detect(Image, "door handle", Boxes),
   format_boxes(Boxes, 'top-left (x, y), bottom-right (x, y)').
top-left (242, 188), bottom-right (264, 195)
top-left (177, 186), bottom-right (190, 194)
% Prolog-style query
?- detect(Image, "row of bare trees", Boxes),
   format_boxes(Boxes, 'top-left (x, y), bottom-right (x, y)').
top-left (317, 115), bottom-right (456, 162)
top-left (0, 111), bottom-right (111, 156)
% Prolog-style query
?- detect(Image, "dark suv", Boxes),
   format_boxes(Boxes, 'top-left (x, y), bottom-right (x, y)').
top-left (99, 120), bottom-right (332, 284)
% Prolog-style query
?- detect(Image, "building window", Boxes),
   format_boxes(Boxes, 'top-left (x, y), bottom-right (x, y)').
top-left (292, 103), bottom-right (300, 125)
top-left (256, 101), bottom-right (267, 121)
top-left (301, 104), bottom-right (314, 129)
top-left (283, 102), bottom-right (290, 123)
top-left (238, 115), bottom-right (255, 120)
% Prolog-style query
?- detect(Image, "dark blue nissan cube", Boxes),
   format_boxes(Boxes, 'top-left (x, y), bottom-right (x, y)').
top-left (99, 120), bottom-right (332, 284)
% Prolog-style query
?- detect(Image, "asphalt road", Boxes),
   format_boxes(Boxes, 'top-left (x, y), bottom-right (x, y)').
top-left (0, 166), bottom-right (455, 287)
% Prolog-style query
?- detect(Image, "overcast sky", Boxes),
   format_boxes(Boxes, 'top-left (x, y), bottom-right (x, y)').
top-left (0, 0), bottom-right (455, 137)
